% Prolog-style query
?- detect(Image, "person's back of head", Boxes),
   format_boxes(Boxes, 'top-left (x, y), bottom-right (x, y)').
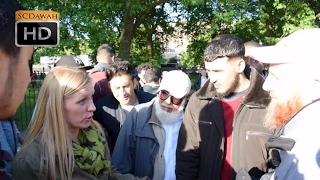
top-left (204, 34), bottom-right (245, 62)
top-left (137, 63), bottom-right (152, 73)
top-left (144, 68), bottom-right (161, 84)
top-left (96, 44), bottom-right (115, 64)
top-left (137, 63), bottom-right (152, 85)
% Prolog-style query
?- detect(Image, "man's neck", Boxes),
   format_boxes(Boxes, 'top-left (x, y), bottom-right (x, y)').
top-left (234, 74), bottom-right (250, 93)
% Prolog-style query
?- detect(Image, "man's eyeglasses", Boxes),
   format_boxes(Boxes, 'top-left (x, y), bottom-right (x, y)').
top-left (158, 90), bottom-right (184, 105)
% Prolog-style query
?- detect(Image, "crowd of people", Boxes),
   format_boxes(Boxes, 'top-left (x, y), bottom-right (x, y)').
top-left (1, 0), bottom-right (320, 179)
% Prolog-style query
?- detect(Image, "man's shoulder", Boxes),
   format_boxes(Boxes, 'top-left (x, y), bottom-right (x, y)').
top-left (95, 95), bottom-right (117, 108)
top-left (136, 90), bottom-right (156, 102)
top-left (89, 71), bottom-right (106, 79)
top-left (135, 98), bottom-right (155, 111)
top-left (16, 137), bottom-right (41, 159)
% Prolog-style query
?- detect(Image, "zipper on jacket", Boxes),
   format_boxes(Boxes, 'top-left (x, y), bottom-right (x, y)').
top-left (245, 104), bottom-right (262, 108)
top-left (245, 130), bottom-right (272, 140)
top-left (195, 120), bottom-right (212, 125)
top-left (230, 104), bottom-right (245, 173)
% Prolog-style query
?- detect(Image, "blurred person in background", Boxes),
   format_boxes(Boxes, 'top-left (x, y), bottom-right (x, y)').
top-left (143, 68), bottom-right (161, 95)
top-left (88, 44), bottom-right (116, 103)
top-left (93, 61), bottom-right (155, 154)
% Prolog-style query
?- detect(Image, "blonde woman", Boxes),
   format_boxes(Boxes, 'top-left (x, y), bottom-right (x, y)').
top-left (13, 67), bottom-right (148, 180)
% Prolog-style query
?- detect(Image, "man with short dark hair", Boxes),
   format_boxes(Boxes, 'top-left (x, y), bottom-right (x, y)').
top-left (93, 61), bottom-right (155, 154)
top-left (0, 0), bottom-right (34, 178)
top-left (176, 34), bottom-right (275, 180)
top-left (88, 44), bottom-right (115, 74)
top-left (0, 0), bottom-right (33, 119)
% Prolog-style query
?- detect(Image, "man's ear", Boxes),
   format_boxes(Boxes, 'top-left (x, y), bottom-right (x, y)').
top-left (237, 59), bottom-right (246, 73)
top-left (133, 78), bottom-right (138, 89)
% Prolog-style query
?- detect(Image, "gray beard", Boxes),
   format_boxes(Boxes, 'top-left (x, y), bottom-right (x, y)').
top-left (154, 98), bottom-right (185, 124)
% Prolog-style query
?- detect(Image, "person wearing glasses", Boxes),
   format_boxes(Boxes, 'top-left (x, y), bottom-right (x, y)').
top-left (176, 34), bottom-right (276, 180)
top-left (93, 61), bottom-right (155, 155)
top-left (111, 70), bottom-right (191, 180)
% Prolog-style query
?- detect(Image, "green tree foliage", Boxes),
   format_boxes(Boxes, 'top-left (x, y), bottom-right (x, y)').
top-left (21, 0), bottom-right (119, 63)
top-left (21, 0), bottom-right (176, 66)
top-left (179, 0), bottom-right (320, 67)
top-left (20, 0), bottom-right (320, 68)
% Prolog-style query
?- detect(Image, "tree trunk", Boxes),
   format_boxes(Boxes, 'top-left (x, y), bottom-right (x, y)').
top-left (118, 0), bottom-right (168, 61)
top-left (146, 16), bottom-right (153, 59)
top-left (119, 1), bottom-right (134, 61)
top-left (146, 33), bottom-right (153, 59)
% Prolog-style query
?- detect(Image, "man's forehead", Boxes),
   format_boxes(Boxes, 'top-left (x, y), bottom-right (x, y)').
top-left (204, 57), bottom-right (230, 69)
top-left (109, 74), bottom-right (132, 84)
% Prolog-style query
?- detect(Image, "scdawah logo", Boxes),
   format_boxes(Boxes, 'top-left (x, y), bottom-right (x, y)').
top-left (15, 10), bottom-right (60, 47)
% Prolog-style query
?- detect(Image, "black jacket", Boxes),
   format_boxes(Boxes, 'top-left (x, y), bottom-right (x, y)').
top-left (176, 67), bottom-right (275, 180)
top-left (194, 76), bottom-right (201, 91)
top-left (93, 90), bottom-right (155, 154)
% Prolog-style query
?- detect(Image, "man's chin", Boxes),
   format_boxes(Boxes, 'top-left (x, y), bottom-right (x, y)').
top-left (119, 99), bottom-right (130, 105)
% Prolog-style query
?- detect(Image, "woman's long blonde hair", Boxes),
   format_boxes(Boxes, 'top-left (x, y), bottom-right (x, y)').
top-left (22, 67), bottom-right (92, 180)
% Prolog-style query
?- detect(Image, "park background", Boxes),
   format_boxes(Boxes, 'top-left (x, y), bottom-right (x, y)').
top-left (15, 0), bottom-right (320, 131)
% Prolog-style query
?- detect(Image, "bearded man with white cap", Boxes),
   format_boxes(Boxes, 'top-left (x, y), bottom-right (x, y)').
top-left (111, 70), bottom-right (191, 180)
top-left (245, 28), bottom-right (320, 180)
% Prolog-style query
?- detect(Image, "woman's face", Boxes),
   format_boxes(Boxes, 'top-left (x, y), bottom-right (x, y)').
top-left (64, 83), bottom-right (96, 132)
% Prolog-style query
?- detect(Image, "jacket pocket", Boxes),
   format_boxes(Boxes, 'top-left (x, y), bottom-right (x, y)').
top-left (245, 130), bottom-right (272, 140)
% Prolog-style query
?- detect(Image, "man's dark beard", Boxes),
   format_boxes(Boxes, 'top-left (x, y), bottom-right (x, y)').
top-left (0, 59), bottom-right (15, 119)
top-left (217, 73), bottom-right (240, 98)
